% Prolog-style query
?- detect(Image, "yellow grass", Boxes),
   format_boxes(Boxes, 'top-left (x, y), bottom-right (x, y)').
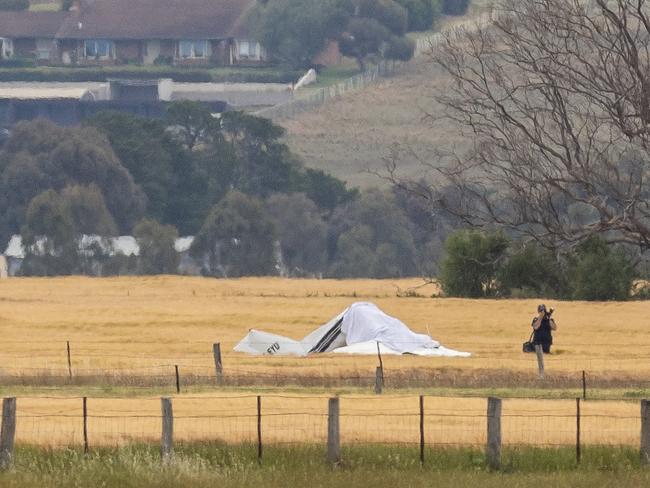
top-left (0, 276), bottom-right (649, 377)
top-left (1, 276), bottom-right (648, 447)
top-left (13, 393), bottom-right (640, 447)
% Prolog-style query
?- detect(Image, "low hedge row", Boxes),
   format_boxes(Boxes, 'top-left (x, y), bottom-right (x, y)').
top-left (0, 67), bottom-right (301, 83)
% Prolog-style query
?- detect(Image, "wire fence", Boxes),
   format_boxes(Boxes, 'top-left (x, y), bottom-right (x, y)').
top-left (2, 395), bottom-right (648, 469)
top-left (2, 339), bottom-right (650, 392)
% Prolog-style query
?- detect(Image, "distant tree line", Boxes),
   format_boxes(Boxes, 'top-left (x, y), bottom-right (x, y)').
top-left (0, 104), bottom-right (462, 278)
top-left (439, 231), bottom-right (646, 301)
top-left (248, 0), bottom-right (471, 70)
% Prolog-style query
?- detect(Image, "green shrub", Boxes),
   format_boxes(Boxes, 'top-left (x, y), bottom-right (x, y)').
top-left (0, 0), bottom-right (29, 11)
top-left (385, 36), bottom-right (415, 61)
top-left (439, 230), bottom-right (509, 298)
top-left (567, 237), bottom-right (636, 301)
top-left (0, 58), bottom-right (36, 68)
top-left (153, 55), bottom-right (174, 66)
top-left (498, 242), bottom-right (566, 297)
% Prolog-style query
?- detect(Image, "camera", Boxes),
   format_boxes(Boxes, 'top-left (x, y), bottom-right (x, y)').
top-left (545, 308), bottom-right (555, 319)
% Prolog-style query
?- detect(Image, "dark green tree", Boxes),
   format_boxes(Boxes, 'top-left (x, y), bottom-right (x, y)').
top-left (339, 18), bottom-right (392, 69)
top-left (191, 191), bottom-right (277, 277)
top-left (133, 219), bottom-right (180, 275)
top-left (249, 0), bottom-right (353, 68)
top-left (439, 230), bottom-right (509, 298)
top-left (0, 120), bottom-right (145, 238)
top-left (567, 237), bottom-right (636, 301)
top-left (339, 17), bottom-right (414, 69)
top-left (21, 191), bottom-right (75, 276)
top-left (497, 242), bottom-right (566, 297)
top-left (395, 0), bottom-right (441, 31)
top-left (328, 189), bottom-right (417, 277)
top-left (86, 111), bottom-right (177, 223)
top-left (19, 185), bottom-right (118, 276)
top-left (442, 0), bottom-right (469, 15)
top-left (358, 0), bottom-right (409, 35)
top-left (298, 168), bottom-right (358, 213)
top-left (221, 111), bottom-right (302, 197)
top-left (60, 184), bottom-right (118, 237)
top-left (267, 193), bottom-right (327, 276)
top-left (329, 225), bottom-right (378, 277)
top-left (165, 101), bottom-right (222, 150)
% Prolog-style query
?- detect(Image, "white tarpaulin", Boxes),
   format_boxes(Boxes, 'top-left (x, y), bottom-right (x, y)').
top-left (233, 302), bottom-right (470, 357)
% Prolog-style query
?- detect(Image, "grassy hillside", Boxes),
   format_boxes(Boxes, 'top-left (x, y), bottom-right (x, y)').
top-left (282, 59), bottom-right (467, 189)
top-left (281, 4), bottom-right (494, 189)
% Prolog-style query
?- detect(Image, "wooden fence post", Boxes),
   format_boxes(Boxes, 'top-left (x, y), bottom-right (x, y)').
top-left (66, 341), bottom-right (73, 380)
top-left (213, 343), bottom-right (223, 385)
top-left (486, 397), bottom-right (502, 470)
top-left (83, 397), bottom-right (88, 454)
top-left (174, 365), bottom-right (180, 394)
top-left (375, 367), bottom-right (383, 395)
top-left (642, 399), bottom-right (650, 465)
top-left (327, 397), bottom-right (341, 465)
top-left (582, 371), bottom-right (587, 400)
top-left (0, 397), bottom-right (16, 470)
top-left (534, 345), bottom-right (545, 379)
top-left (161, 397), bottom-right (173, 463)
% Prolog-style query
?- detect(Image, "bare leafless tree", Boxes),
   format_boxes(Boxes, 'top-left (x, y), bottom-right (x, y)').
top-left (395, 0), bottom-right (650, 250)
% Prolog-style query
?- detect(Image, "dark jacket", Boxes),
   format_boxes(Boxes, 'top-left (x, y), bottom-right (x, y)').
top-left (532, 316), bottom-right (553, 345)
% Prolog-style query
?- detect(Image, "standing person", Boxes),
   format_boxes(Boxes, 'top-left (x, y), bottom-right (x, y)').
top-left (532, 304), bottom-right (557, 353)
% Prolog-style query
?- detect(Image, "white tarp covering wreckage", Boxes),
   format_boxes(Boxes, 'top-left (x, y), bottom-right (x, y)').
top-left (234, 302), bottom-right (471, 357)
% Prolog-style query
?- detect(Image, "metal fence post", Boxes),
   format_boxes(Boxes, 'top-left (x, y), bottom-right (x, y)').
top-left (327, 397), bottom-right (340, 465)
top-left (419, 395), bottom-right (425, 465)
top-left (576, 397), bottom-right (581, 464)
top-left (0, 398), bottom-right (16, 470)
top-left (257, 395), bottom-right (263, 464)
top-left (486, 397), bottom-right (502, 470)
top-left (83, 397), bottom-right (89, 454)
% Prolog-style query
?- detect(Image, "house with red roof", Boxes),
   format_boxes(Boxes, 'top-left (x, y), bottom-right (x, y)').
top-left (0, 0), bottom-right (267, 66)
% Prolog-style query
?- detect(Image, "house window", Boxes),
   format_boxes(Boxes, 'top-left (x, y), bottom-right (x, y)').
top-left (84, 39), bottom-right (113, 59)
top-left (238, 40), bottom-right (261, 60)
top-left (178, 40), bottom-right (209, 59)
top-left (239, 41), bottom-right (250, 57)
top-left (0, 38), bottom-right (14, 59)
top-left (36, 39), bottom-right (53, 60)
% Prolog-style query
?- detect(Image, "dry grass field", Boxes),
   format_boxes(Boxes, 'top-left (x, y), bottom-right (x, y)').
top-left (12, 393), bottom-right (641, 447)
top-left (0, 276), bottom-right (648, 447)
top-left (0, 276), bottom-right (649, 377)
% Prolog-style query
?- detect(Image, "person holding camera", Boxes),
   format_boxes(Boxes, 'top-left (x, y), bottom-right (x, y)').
top-left (531, 304), bottom-right (557, 354)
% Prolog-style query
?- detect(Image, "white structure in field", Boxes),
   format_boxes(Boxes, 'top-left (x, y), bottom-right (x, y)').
top-left (234, 302), bottom-right (471, 357)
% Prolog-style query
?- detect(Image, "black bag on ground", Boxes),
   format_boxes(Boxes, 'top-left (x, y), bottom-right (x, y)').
top-left (522, 332), bottom-right (535, 353)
